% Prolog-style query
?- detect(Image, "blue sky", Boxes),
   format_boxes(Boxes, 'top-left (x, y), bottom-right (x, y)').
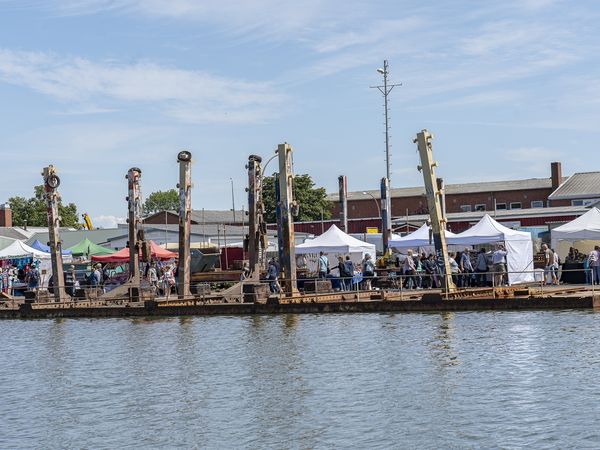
top-left (0, 0), bottom-right (599, 227)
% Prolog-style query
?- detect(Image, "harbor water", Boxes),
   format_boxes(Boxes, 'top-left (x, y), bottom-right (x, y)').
top-left (2, 311), bottom-right (600, 448)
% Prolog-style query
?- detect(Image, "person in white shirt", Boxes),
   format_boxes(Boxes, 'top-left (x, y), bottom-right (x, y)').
top-left (588, 246), bottom-right (600, 284)
top-left (492, 244), bottom-right (508, 287)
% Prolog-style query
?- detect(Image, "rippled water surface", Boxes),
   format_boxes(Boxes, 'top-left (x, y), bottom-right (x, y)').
top-left (2, 311), bottom-right (600, 448)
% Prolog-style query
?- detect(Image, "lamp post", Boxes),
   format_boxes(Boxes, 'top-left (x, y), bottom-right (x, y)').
top-left (362, 191), bottom-right (381, 218)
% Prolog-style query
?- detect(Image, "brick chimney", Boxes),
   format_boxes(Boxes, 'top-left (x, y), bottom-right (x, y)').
top-left (551, 162), bottom-right (562, 190)
top-left (0, 203), bottom-right (12, 227)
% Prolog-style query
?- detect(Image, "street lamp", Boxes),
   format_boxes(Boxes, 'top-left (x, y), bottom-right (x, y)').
top-left (362, 191), bottom-right (381, 218)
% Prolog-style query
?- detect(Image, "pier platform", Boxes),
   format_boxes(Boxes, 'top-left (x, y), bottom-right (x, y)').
top-left (1, 285), bottom-right (598, 319)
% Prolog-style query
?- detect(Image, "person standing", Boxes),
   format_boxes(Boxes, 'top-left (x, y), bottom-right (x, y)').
top-left (460, 248), bottom-right (474, 288)
top-left (492, 245), bottom-right (508, 287)
top-left (552, 248), bottom-right (561, 284)
top-left (161, 265), bottom-right (175, 299)
top-left (318, 251), bottom-right (329, 280)
top-left (403, 249), bottom-right (417, 289)
top-left (344, 256), bottom-right (354, 290)
top-left (475, 248), bottom-right (488, 287)
top-left (588, 246), bottom-right (600, 284)
top-left (448, 253), bottom-right (460, 287)
top-left (26, 263), bottom-right (41, 292)
top-left (65, 265), bottom-right (76, 297)
top-left (362, 254), bottom-right (375, 290)
top-left (337, 256), bottom-right (347, 291)
top-left (148, 262), bottom-right (159, 292)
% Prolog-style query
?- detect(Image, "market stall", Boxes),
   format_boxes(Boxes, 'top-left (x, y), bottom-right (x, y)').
top-left (446, 214), bottom-right (534, 285)
top-left (295, 225), bottom-right (376, 275)
top-left (389, 223), bottom-right (460, 253)
top-left (30, 239), bottom-right (72, 255)
top-left (551, 207), bottom-right (600, 255)
top-left (68, 238), bottom-right (115, 259)
top-left (0, 240), bottom-right (53, 287)
top-left (550, 208), bottom-right (600, 283)
top-left (91, 240), bottom-right (177, 263)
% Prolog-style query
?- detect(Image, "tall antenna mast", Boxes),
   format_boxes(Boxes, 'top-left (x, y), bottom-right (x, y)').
top-left (371, 59), bottom-right (401, 184)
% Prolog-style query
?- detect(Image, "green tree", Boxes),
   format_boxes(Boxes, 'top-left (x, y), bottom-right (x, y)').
top-left (9, 185), bottom-right (81, 228)
top-left (262, 174), bottom-right (332, 223)
top-left (143, 189), bottom-right (179, 215)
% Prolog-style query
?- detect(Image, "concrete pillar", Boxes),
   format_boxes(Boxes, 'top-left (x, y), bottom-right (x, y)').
top-left (126, 167), bottom-right (142, 289)
top-left (381, 177), bottom-right (392, 253)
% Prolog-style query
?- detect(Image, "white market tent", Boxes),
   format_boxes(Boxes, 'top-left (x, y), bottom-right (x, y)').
top-left (0, 240), bottom-right (72, 287)
top-left (389, 223), bottom-right (458, 250)
top-left (296, 225), bottom-right (376, 273)
top-left (551, 208), bottom-right (600, 254)
top-left (446, 214), bottom-right (534, 285)
top-left (0, 240), bottom-right (50, 260)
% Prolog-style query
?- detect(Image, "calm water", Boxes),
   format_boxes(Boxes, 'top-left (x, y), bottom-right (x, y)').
top-left (2, 311), bottom-right (600, 449)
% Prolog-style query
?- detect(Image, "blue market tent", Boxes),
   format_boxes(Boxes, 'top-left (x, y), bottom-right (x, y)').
top-left (30, 239), bottom-right (72, 255)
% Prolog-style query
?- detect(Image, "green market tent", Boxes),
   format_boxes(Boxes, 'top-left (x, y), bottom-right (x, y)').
top-left (68, 238), bottom-right (115, 258)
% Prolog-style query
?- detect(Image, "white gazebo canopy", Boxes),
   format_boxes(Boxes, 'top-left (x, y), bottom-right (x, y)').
top-left (551, 207), bottom-right (600, 250)
top-left (389, 223), bottom-right (457, 249)
top-left (0, 240), bottom-right (50, 260)
top-left (296, 224), bottom-right (376, 255)
top-left (447, 214), bottom-right (534, 284)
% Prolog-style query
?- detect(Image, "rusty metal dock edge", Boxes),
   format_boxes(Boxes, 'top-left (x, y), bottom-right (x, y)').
top-left (2, 295), bottom-right (599, 319)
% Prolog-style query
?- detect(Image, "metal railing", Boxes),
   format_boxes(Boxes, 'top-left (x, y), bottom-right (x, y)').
top-left (1, 267), bottom-right (597, 308)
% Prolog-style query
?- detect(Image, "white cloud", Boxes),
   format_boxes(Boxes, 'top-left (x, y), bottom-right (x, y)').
top-left (92, 215), bottom-right (126, 229)
top-left (0, 48), bottom-right (285, 123)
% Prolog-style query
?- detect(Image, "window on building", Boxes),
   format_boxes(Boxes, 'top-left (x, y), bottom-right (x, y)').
top-left (510, 202), bottom-right (522, 209)
top-left (572, 199), bottom-right (596, 207)
top-left (474, 204), bottom-right (486, 211)
top-left (460, 205), bottom-right (472, 212)
top-left (530, 200), bottom-right (544, 208)
top-left (496, 203), bottom-right (507, 210)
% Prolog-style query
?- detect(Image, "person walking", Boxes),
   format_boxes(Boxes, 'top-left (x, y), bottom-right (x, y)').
top-left (267, 258), bottom-right (281, 293)
top-left (318, 251), bottom-right (329, 280)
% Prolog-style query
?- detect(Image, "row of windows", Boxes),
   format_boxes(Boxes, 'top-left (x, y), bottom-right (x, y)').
top-left (459, 201), bottom-right (545, 212)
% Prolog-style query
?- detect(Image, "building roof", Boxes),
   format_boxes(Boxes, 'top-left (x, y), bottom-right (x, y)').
top-left (330, 177), bottom-right (564, 201)
top-left (144, 210), bottom-right (246, 224)
top-left (26, 228), bottom-right (125, 248)
top-left (390, 205), bottom-right (590, 226)
top-left (547, 172), bottom-right (600, 201)
top-left (0, 227), bottom-right (32, 240)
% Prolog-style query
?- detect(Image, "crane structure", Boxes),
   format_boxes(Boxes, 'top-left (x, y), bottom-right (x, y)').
top-left (177, 151), bottom-right (192, 299)
top-left (42, 165), bottom-right (67, 302)
top-left (414, 130), bottom-right (455, 292)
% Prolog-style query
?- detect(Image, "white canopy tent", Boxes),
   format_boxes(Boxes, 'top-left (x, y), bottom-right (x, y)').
top-left (296, 225), bottom-right (376, 274)
top-left (446, 214), bottom-right (534, 285)
top-left (389, 223), bottom-right (459, 251)
top-left (551, 208), bottom-right (600, 255)
top-left (0, 240), bottom-right (72, 287)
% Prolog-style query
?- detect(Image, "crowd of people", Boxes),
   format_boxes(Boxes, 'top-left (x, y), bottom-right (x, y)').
top-left (400, 245), bottom-right (509, 289)
top-left (0, 262), bottom-right (41, 295)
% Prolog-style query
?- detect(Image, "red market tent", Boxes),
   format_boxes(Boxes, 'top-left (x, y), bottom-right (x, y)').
top-left (91, 240), bottom-right (177, 263)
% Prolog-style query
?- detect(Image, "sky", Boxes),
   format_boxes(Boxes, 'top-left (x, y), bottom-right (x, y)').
top-left (0, 0), bottom-right (599, 228)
